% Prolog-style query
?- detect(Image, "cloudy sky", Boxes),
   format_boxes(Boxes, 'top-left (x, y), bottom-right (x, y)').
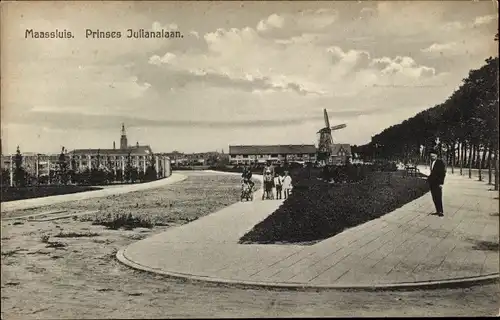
top-left (1, 1), bottom-right (498, 154)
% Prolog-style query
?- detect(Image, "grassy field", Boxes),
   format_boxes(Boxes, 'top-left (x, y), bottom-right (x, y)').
top-left (1, 172), bottom-right (498, 318)
top-left (240, 169), bottom-right (430, 244)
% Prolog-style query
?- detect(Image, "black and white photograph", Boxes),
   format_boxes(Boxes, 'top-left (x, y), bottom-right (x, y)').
top-left (1, 0), bottom-right (499, 318)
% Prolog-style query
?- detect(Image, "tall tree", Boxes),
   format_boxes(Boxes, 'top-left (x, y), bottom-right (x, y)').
top-left (58, 147), bottom-right (69, 185)
top-left (13, 146), bottom-right (25, 187)
top-left (124, 152), bottom-right (133, 183)
top-left (359, 56), bottom-right (498, 189)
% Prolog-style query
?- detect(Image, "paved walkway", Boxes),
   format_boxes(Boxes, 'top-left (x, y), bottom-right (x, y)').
top-left (1, 173), bottom-right (187, 213)
top-left (118, 169), bottom-right (499, 289)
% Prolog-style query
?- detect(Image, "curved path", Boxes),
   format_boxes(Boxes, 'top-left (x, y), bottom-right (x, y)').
top-left (1, 173), bottom-right (187, 213)
top-left (118, 169), bottom-right (499, 290)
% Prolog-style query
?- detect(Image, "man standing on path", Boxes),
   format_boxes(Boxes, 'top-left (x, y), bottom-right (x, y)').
top-left (428, 150), bottom-right (446, 216)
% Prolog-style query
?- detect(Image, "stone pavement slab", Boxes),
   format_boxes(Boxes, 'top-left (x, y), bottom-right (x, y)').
top-left (118, 170), bottom-right (499, 289)
top-left (1, 173), bottom-right (187, 213)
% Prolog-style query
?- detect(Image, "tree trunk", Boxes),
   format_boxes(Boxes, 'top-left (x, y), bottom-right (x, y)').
top-left (488, 145), bottom-right (493, 185)
top-left (495, 148), bottom-right (499, 191)
top-left (478, 145), bottom-right (483, 181)
top-left (476, 145), bottom-right (481, 168)
top-left (463, 142), bottom-right (467, 175)
top-left (481, 145), bottom-right (488, 170)
top-left (450, 142), bottom-right (455, 174)
top-left (460, 142), bottom-right (464, 175)
top-left (471, 144), bottom-right (477, 169)
top-left (468, 144), bottom-right (473, 178)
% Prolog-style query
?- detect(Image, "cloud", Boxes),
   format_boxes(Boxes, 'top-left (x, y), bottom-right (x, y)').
top-left (436, 14), bottom-right (497, 33)
top-left (257, 13), bottom-right (285, 31)
top-left (274, 33), bottom-right (325, 45)
top-left (256, 8), bottom-right (339, 38)
top-left (360, 7), bottom-right (376, 16)
top-left (420, 36), bottom-right (497, 57)
top-left (297, 8), bottom-right (339, 30)
top-left (370, 56), bottom-right (436, 78)
top-left (2, 61), bottom-right (152, 125)
top-left (473, 14), bottom-right (497, 26)
top-left (172, 66), bottom-right (320, 95)
top-left (441, 21), bottom-right (467, 31)
top-left (421, 42), bottom-right (458, 54)
top-left (326, 46), bottom-right (372, 72)
top-left (148, 25), bottom-right (441, 99)
top-left (152, 21), bottom-right (178, 31)
top-left (8, 109), bottom-right (327, 130)
top-left (373, 1), bottom-right (447, 36)
top-left (9, 101), bottom-right (417, 132)
top-left (148, 52), bottom-right (176, 65)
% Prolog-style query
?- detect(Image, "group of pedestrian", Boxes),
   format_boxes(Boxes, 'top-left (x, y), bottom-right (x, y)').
top-left (269, 170), bottom-right (292, 200)
top-left (241, 162), bottom-right (292, 201)
top-left (262, 162), bottom-right (292, 200)
top-left (241, 150), bottom-right (446, 216)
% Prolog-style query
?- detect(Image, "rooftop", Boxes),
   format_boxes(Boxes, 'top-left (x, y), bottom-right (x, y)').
top-left (69, 145), bottom-right (153, 155)
top-left (229, 144), bottom-right (317, 155)
top-left (331, 144), bottom-right (352, 156)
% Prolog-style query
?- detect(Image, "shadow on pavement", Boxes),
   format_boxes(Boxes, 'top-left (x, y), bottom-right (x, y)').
top-left (470, 240), bottom-right (499, 252)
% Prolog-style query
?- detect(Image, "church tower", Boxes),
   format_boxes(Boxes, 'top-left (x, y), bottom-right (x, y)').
top-left (120, 123), bottom-right (128, 149)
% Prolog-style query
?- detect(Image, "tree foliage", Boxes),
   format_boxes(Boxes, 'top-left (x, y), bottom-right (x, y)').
top-left (357, 55), bottom-right (498, 187)
top-left (58, 147), bottom-right (69, 185)
top-left (358, 57), bottom-right (498, 160)
top-left (13, 146), bottom-right (26, 187)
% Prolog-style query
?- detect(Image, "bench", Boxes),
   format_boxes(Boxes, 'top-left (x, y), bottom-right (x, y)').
top-left (404, 166), bottom-right (420, 177)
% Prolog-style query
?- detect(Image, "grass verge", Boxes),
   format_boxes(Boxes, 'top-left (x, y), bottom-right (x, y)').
top-left (1, 185), bottom-right (102, 202)
top-left (239, 169), bottom-right (429, 244)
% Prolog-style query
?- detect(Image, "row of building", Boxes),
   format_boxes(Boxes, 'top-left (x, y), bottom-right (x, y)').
top-left (162, 143), bottom-right (352, 167)
top-left (1, 123), bottom-right (352, 186)
top-left (228, 143), bottom-right (352, 165)
top-left (1, 124), bottom-right (171, 185)
top-left (162, 151), bottom-right (222, 166)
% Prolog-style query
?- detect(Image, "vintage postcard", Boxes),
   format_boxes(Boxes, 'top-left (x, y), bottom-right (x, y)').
top-left (1, 0), bottom-right (499, 318)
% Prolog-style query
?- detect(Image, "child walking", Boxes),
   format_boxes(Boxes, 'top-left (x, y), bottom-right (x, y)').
top-left (283, 171), bottom-right (292, 199)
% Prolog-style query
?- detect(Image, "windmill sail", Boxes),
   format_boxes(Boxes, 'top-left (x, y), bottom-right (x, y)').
top-left (323, 109), bottom-right (330, 128)
top-left (331, 124), bottom-right (347, 131)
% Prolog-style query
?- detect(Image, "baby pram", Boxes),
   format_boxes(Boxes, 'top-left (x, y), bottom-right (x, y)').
top-left (240, 179), bottom-right (254, 201)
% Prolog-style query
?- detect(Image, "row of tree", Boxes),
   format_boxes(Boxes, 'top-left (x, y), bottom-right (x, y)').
top-left (355, 35), bottom-right (499, 189)
top-left (0, 146), bottom-right (27, 187)
top-left (1, 146), bottom-right (159, 187)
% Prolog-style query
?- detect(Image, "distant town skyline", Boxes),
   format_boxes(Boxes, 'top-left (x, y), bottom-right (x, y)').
top-left (2, 1), bottom-right (498, 154)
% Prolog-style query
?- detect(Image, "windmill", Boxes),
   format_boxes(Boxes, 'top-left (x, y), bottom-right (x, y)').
top-left (317, 109), bottom-right (347, 163)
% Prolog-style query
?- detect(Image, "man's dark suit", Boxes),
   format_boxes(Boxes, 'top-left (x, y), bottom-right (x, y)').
top-left (428, 158), bottom-right (446, 213)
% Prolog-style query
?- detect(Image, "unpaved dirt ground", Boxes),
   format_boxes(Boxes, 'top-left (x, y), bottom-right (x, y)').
top-left (1, 172), bottom-right (499, 318)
